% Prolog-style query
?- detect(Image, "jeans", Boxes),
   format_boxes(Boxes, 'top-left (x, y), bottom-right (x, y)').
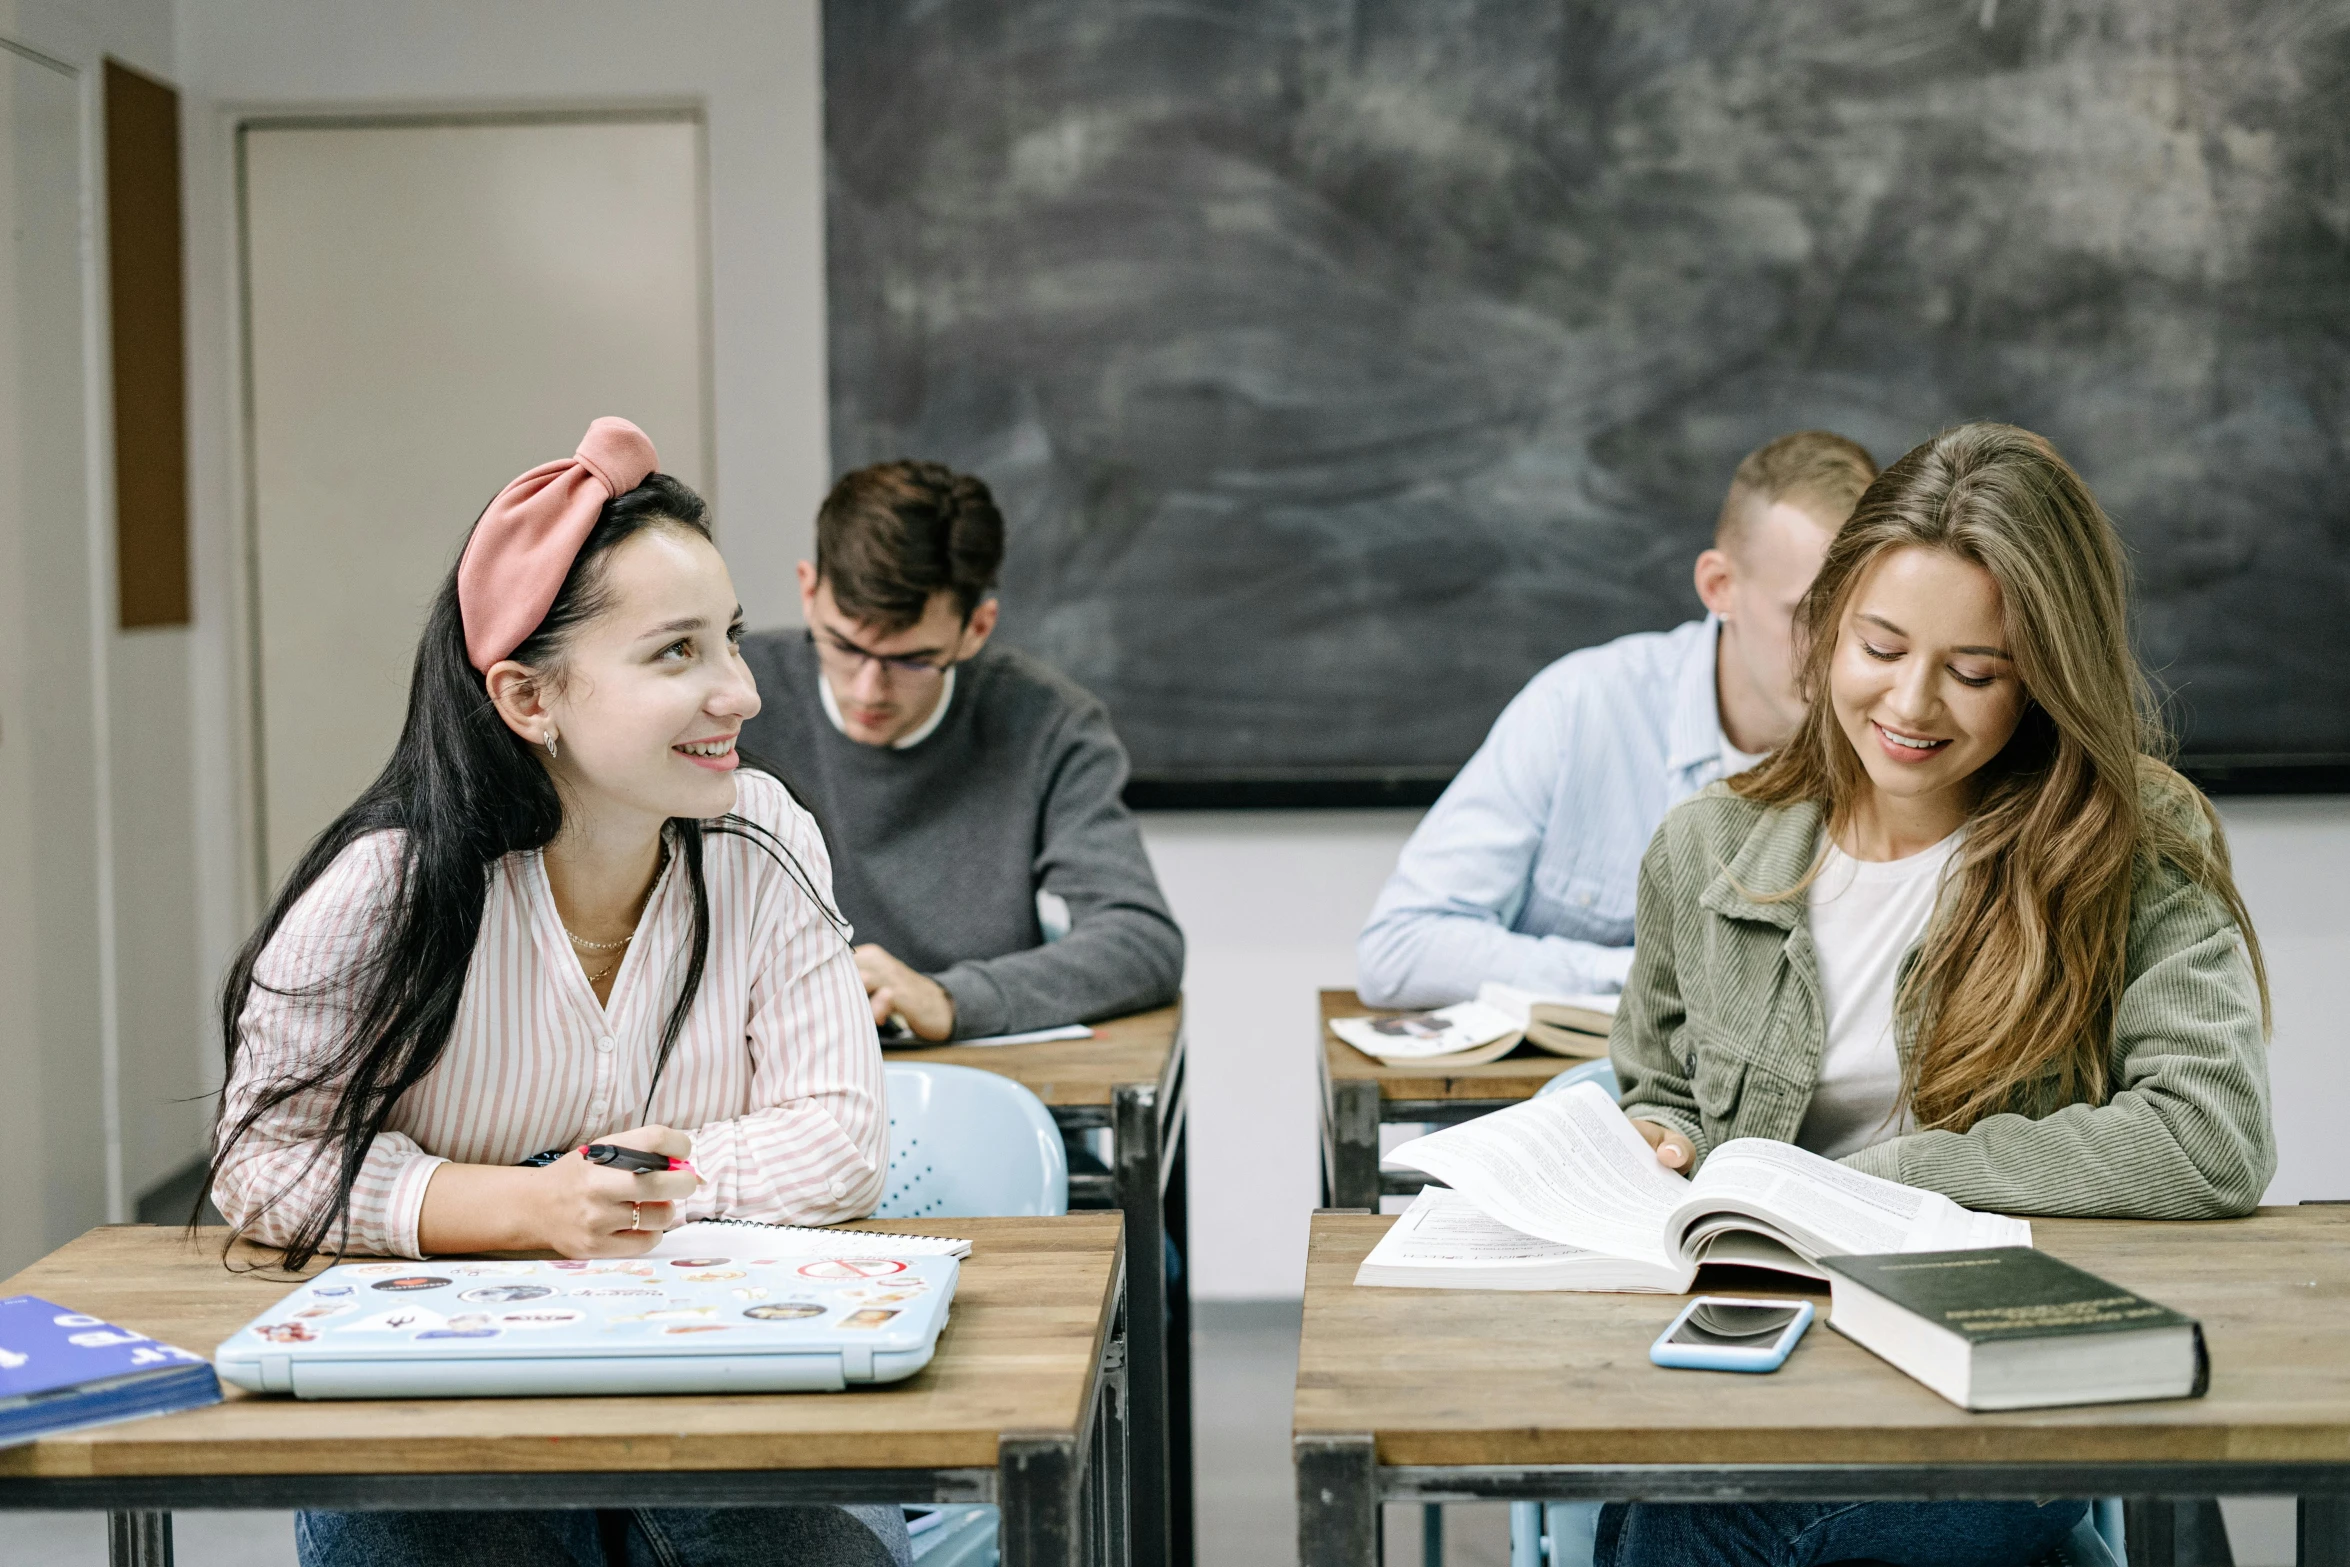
top-left (1595, 1498), bottom-right (2089, 1567)
top-left (295, 1502), bottom-right (913, 1567)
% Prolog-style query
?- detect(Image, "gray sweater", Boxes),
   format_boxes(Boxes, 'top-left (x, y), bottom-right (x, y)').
top-left (737, 634), bottom-right (1184, 1040)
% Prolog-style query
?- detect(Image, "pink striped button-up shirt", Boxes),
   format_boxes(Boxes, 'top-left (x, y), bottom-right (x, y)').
top-left (215, 770), bottom-right (887, 1258)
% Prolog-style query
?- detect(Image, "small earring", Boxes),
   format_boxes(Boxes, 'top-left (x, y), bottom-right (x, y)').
top-left (544, 727), bottom-right (559, 759)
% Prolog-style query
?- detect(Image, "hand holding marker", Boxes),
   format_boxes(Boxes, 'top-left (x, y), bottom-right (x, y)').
top-left (579, 1142), bottom-right (699, 1177)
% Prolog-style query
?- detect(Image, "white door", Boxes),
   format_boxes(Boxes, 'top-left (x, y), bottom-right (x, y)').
top-left (0, 41), bottom-right (110, 1275)
top-left (242, 115), bottom-right (711, 888)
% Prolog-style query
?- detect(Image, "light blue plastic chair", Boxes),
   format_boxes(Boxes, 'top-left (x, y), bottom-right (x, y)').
top-left (1502, 1062), bottom-right (2127, 1567)
top-left (876, 1061), bottom-right (1068, 1220)
top-left (878, 1062), bottom-right (1068, 1567)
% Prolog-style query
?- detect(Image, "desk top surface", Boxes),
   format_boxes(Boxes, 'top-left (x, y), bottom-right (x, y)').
top-left (888, 1001), bottom-right (1182, 1107)
top-left (1295, 1208), bottom-right (2350, 1468)
top-left (0, 1213), bottom-right (1122, 1479)
top-left (1322, 989), bottom-right (1592, 1102)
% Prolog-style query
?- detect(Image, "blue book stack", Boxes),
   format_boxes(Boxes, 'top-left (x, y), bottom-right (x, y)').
top-left (0, 1295), bottom-right (222, 1446)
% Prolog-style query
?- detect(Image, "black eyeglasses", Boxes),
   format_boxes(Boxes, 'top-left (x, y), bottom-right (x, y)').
top-left (804, 628), bottom-right (956, 682)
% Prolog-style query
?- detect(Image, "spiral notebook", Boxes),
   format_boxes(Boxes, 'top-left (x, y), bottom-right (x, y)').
top-left (648, 1218), bottom-right (971, 1261)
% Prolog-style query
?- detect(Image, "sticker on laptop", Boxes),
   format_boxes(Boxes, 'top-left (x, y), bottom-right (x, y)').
top-left (664, 1324), bottom-right (732, 1335)
top-left (255, 1321), bottom-right (318, 1344)
top-left (668, 1257), bottom-right (732, 1269)
top-left (795, 1259), bottom-right (907, 1281)
top-left (415, 1327), bottom-right (501, 1341)
top-left (495, 1309), bottom-right (585, 1330)
top-left (452, 1262), bottom-right (538, 1278)
top-left (839, 1309), bottom-right (901, 1329)
top-left (290, 1302), bottom-right (353, 1322)
top-left (742, 1304), bottom-right (825, 1322)
top-left (339, 1307), bottom-right (447, 1334)
top-left (371, 1276), bottom-right (453, 1293)
top-left (458, 1284), bottom-right (555, 1305)
top-left (568, 1285), bottom-right (663, 1299)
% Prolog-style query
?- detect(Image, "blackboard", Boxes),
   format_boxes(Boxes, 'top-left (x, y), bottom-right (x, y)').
top-left (825, 1), bottom-right (2350, 800)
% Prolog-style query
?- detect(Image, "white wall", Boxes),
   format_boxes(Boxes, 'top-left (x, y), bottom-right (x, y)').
top-left (1150, 798), bottom-right (2350, 1301)
top-left (0, 0), bottom-right (198, 1244)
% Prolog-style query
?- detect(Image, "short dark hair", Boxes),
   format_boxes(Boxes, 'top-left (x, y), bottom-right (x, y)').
top-left (815, 460), bottom-right (1005, 631)
top-left (1715, 430), bottom-right (1878, 551)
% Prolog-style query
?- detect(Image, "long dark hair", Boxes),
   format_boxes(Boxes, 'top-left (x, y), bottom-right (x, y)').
top-left (210, 473), bottom-right (840, 1268)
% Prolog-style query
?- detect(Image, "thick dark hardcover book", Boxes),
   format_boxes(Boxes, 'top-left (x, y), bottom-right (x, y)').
top-left (1820, 1248), bottom-right (2208, 1410)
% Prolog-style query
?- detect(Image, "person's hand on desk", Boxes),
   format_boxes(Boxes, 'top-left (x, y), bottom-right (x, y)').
top-left (416, 1125), bottom-right (700, 1257)
top-left (1632, 1118), bottom-right (1696, 1173)
top-left (855, 943), bottom-right (956, 1041)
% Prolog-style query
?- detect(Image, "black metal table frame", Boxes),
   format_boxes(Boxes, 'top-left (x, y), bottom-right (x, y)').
top-left (1054, 1022), bottom-right (1190, 1567)
top-left (1322, 1079), bottom-right (1517, 1211)
top-left (1294, 1441), bottom-right (2350, 1567)
top-left (0, 1269), bottom-right (1131, 1567)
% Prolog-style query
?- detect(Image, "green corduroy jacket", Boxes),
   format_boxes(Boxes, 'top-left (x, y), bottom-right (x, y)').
top-left (1610, 781), bottom-right (2275, 1218)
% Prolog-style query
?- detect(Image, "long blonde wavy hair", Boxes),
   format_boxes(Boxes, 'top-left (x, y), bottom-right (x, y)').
top-left (1732, 423), bottom-right (2268, 1133)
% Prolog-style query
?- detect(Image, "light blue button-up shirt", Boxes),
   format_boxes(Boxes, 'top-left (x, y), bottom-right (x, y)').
top-left (1357, 617), bottom-right (1747, 1008)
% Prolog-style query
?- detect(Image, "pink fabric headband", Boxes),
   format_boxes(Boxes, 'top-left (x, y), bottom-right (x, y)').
top-left (458, 416), bottom-right (660, 671)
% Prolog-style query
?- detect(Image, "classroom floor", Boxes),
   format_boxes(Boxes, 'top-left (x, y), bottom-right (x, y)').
top-left (8, 1302), bottom-right (2303, 1565)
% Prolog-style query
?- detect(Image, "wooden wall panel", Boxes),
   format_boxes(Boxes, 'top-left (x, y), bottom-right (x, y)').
top-left (104, 59), bottom-right (189, 629)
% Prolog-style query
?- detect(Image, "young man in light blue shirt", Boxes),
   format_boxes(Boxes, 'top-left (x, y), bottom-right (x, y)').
top-left (1357, 431), bottom-right (1879, 1008)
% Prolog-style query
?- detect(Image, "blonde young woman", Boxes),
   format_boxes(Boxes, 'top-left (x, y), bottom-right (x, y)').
top-left (1603, 423), bottom-right (2273, 1567)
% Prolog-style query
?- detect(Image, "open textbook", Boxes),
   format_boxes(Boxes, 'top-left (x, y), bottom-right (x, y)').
top-left (1329, 983), bottom-right (1618, 1066)
top-left (1356, 1082), bottom-right (2029, 1292)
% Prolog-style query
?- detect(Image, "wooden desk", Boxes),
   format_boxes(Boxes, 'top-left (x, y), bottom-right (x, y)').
top-left (0, 1216), bottom-right (1128, 1567)
top-left (890, 1002), bottom-right (1190, 1567)
top-left (1319, 989), bottom-right (1594, 1209)
top-left (1293, 1209), bottom-right (2350, 1567)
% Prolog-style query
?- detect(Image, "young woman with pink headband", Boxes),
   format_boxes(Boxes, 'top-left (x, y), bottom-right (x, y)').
top-left (208, 419), bottom-right (904, 1567)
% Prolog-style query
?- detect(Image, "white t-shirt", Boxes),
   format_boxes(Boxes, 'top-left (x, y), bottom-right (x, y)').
top-left (1793, 830), bottom-right (1962, 1160)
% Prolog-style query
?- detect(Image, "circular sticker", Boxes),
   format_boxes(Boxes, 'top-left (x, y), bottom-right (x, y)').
top-left (497, 1308), bottom-right (585, 1330)
top-left (257, 1321), bottom-right (317, 1343)
top-left (568, 1285), bottom-right (662, 1298)
top-left (669, 1257), bottom-right (731, 1269)
top-left (664, 1323), bottom-right (731, 1335)
top-left (795, 1258), bottom-right (907, 1281)
top-left (371, 1276), bottom-right (452, 1292)
top-left (458, 1284), bottom-right (554, 1305)
top-left (679, 1270), bottom-right (744, 1283)
top-left (743, 1303), bottom-right (825, 1322)
top-left (310, 1285), bottom-right (356, 1298)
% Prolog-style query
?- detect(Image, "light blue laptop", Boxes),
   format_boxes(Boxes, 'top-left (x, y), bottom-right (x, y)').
top-left (216, 1244), bottom-right (959, 1399)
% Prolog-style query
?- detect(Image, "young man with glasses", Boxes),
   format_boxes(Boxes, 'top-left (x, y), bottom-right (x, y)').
top-left (737, 460), bottom-right (1184, 1044)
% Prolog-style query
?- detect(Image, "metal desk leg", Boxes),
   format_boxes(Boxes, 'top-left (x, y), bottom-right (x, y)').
top-left (2303, 1493), bottom-right (2350, 1567)
top-left (108, 1511), bottom-right (172, 1566)
top-left (1296, 1434), bottom-right (1379, 1567)
top-left (1116, 1080), bottom-right (1174, 1567)
top-left (1323, 1078), bottom-right (1381, 1212)
top-left (1007, 1268), bottom-right (1129, 1567)
top-left (2124, 1498), bottom-right (2178, 1567)
top-left (1163, 1111), bottom-right (1193, 1567)
top-left (1003, 1435), bottom-right (1081, 1567)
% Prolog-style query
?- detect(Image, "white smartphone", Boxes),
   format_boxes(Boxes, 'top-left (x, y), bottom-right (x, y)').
top-left (1648, 1296), bottom-right (1814, 1373)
